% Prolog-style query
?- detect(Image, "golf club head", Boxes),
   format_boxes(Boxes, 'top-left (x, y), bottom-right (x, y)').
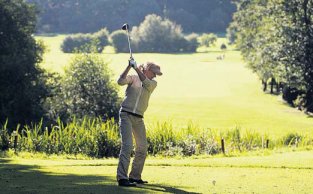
top-left (122, 23), bottom-right (129, 31)
top-left (121, 23), bottom-right (133, 59)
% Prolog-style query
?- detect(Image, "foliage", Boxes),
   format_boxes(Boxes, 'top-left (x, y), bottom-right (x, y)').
top-left (0, 0), bottom-right (52, 129)
top-left (93, 28), bottom-right (110, 51)
top-left (229, 0), bottom-right (313, 112)
top-left (110, 30), bottom-right (129, 53)
top-left (26, 0), bottom-right (235, 34)
top-left (0, 120), bottom-right (10, 151)
top-left (1, 118), bottom-right (313, 157)
top-left (184, 33), bottom-right (200, 52)
top-left (198, 33), bottom-right (218, 47)
top-left (61, 34), bottom-right (94, 53)
top-left (131, 14), bottom-right (196, 53)
top-left (220, 43), bottom-right (227, 50)
top-left (16, 117), bottom-right (120, 157)
top-left (47, 54), bottom-right (121, 122)
top-left (61, 28), bottom-right (110, 53)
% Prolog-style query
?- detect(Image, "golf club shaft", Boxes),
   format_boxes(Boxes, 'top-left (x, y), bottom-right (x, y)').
top-left (125, 26), bottom-right (133, 59)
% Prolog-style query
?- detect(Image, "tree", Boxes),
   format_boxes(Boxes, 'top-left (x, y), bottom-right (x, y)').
top-left (0, 0), bottom-right (50, 128)
top-left (131, 14), bottom-right (189, 53)
top-left (110, 30), bottom-right (129, 53)
top-left (50, 54), bottom-right (121, 122)
top-left (277, 0), bottom-right (313, 111)
top-left (198, 33), bottom-right (218, 47)
top-left (27, 0), bottom-right (236, 34)
top-left (230, 0), bottom-right (313, 111)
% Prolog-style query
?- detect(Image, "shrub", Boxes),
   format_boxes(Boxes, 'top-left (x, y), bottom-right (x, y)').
top-left (61, 34), bottom-right (94, 53)
top-left (198, 33), bottom-right (218, 47)
top-left (283, 133), bottom-right (302, 146)
top-left (110, 30), bottom-right (129, 53)
top-left (51, 54), bottom-right (120, 122)
top-left (93, 28), bottom-right (110, 52)
top-left (61, 28), bottom-right (110, 53)
top-left (131, 14), bottom-right (193, 53)
top-left (282, 86), bottom-right (304, 106)
top-left (146, 122), bottom-right (176, 155)
top-left (184, 33), bottom-right (199, 52)
top-left (15, 117), bottom-right (120, 158)
top-left (0, 121), bottom-right (10, 151)
top-left (221, 43), bottom-right (227, 50)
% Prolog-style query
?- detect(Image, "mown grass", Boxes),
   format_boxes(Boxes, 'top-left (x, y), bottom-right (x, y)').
top-left (1, 150), bottom-right (313, 193)
top-left (37, 35), bottom-right (313, 137)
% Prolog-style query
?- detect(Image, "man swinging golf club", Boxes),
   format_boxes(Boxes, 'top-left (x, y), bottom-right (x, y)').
top-left (116, 23), bottom-right (163, 187)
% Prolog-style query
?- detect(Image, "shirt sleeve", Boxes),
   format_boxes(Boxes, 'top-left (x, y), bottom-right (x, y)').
top-left (117, 75), bottom-right (133, 86)
top-left (142, 78), bottom-right (157, 93)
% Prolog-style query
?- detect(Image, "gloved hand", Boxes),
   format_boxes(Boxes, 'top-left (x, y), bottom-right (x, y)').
top-left (129, 58), bottom-right (137, 69)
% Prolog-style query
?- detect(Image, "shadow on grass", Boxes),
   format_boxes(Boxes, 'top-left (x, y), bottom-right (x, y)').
top-left (0, 159), bottom-right (198, 194)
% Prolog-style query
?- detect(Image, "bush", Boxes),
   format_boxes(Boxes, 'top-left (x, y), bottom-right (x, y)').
top-left (3, 119), bottom-right (313, 156)
top-left (283, 133), bottom-right (302, 146)
top-left (221, 43), bottom-right (227, 50)
top-left (14, 117), bottom-right (120, 157)
top-left (184, 33), bottom-right (199, 52)
top-left (93, 28), bottom-right (110, 52)
top-left (131, 14), bottom-right (194, 53)
top-left (61, 28), bottom-right (110, 53)
top-left (282, 86), bottom-right (304, 106)
top-left (110, 30), bottom-right (129, 53)
top-left (50, 54), bottom-right (120, 122)
top-left (0, 121), bottom-right (10, 151)
top-left (198, 33), bottom-right (218, 47)
top-left (61, 34), bottom-right (94, 53)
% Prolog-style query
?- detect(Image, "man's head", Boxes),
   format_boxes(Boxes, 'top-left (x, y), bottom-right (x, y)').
top-left (142, 62), bottom-right (162, 79)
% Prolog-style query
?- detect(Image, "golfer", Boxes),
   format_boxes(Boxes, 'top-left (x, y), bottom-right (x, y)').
top-left (116, 58), bottom-right (162, 187)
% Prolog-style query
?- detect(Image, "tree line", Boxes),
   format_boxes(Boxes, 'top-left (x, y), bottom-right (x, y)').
top-left (25, 0), bottom-right (236, 34)
top-left (228, 0), bottom-right (313, 112)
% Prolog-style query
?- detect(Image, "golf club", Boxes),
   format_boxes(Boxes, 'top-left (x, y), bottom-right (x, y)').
top-left (122, 23), bottom-right (133, 59)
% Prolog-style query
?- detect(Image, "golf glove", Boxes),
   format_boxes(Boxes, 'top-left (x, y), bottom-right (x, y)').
top-left (129, 59), bottom-right (137, 69)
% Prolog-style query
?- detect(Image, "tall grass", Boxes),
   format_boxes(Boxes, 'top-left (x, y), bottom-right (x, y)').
top-left (1, 118), bottom-right (312, 158)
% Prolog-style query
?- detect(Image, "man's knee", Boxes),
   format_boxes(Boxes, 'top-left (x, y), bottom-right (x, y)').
top-left (136, 143), bottom-right (148, 155)
top-left (121, 143), bottom-right (133, 155)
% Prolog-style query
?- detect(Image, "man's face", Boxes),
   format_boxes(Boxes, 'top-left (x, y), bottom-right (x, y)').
top-left (144, 69), bottom-right (156, 79)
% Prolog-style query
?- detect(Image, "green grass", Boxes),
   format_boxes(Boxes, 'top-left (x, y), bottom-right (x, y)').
top-left (37, 35), bottom-right (313, 137)
top-left (1, 150), bottom-right (313, 193)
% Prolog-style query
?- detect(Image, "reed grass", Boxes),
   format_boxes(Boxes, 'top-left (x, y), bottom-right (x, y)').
top-left (1, 118), bottom-right (312, 157)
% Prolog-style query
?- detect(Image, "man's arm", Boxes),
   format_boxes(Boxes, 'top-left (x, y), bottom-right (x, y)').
top-left (117, 64), bottom-right (132, 85)
top-left (134, 67), bottom-right (146, 82)
top-left (120, 64), bottom-right (132, 79)
top-left (129, 59), bottom-right (147, 81)
top-left (129, 60), bottom-right (156, 92)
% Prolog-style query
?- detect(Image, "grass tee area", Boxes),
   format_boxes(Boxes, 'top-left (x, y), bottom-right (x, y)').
top-left (1, 150), bottom-right (313, 193)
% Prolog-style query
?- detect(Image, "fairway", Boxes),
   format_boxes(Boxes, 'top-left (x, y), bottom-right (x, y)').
top-left (38, 35), bottom-right (313, 137)
top-left (1, 151), bottom-right (313, 193)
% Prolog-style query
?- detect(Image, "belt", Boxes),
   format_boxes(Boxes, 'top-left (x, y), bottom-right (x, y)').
top-left (121, 110), bottom-right (143, 118)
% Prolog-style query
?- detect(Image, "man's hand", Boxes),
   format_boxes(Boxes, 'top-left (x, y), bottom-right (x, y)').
top-left (129, 58), bottom-right (137, 69)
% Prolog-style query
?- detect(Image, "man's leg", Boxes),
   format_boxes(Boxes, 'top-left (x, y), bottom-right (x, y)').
top-left (129, 117), bottom-right (147, 181)
top-left (116, 112), bottom-right (133, 181)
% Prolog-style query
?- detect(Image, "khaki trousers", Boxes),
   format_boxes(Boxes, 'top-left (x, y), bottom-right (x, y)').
top-left (116, 111), bottom-right (147, 180)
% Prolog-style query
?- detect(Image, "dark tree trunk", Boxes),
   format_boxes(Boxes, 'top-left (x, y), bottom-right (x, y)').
top-left (302, 0), bottom-right (313, 112)
top-left (262, 79), bottom-right (267, 92)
